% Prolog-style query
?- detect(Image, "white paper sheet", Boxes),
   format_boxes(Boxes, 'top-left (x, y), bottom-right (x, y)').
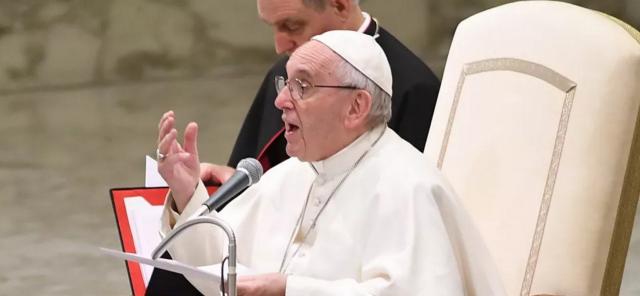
top-left (145, 155), bottom-right (168, 187)
top-left (102, 247), bottom-right (222, 282)
top-left (124, 197), bottom-right (164, 285)
top-left (101, 248), bottom-right (254, 285)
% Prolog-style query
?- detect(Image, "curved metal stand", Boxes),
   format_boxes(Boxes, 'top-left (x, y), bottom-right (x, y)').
top-left (151, 216), bottom-right (237, 296)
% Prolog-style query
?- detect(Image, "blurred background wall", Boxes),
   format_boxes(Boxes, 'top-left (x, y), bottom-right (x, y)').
top-left (0, 0), bottom-right (637, 295)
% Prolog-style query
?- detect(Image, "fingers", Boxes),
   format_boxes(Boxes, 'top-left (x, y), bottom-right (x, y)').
top-left (158, 110), bottom-right (174, 130)
top-left (200, 163), bottom-right (217, 183)
top-left (236, 273), bottom-right (286, 296)
top-left (170, 138), bottom-right (183, 155)
top-left (156, 113), bottom-right (200, 165)
top-left (157, 111), bottom-right (183, 156)
top-left (157, 112), bottom-right (175, 147)
top-left (158, 128), bottom-right (177, 157)
top-left (183, 122), bottom-right (199, 156)
top-left (200, 163), bottom-right (236, 184)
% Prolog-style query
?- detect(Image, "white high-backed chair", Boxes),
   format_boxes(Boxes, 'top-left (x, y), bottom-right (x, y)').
top-left (424, 1), bottom-right (640, 295)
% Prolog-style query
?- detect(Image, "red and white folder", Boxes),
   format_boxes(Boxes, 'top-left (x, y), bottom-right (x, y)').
top-left (110, 186), bottom-right (218, 296)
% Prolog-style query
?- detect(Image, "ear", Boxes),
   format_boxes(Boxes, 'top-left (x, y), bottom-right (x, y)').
top-left (344, 89), bottom-right (372, 129)
top-left (327, 0), bottom-right (353, 19)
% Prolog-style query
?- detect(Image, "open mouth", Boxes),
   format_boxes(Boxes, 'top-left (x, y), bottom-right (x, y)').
top-left (285, 122), bottom-right (300, 134)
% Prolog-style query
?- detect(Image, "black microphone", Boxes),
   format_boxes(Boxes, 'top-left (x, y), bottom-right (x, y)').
top-left (201, 158), bottom-right (263, 214)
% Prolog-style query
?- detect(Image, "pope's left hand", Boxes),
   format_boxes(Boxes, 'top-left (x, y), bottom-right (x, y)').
top-left (236, 273), bottom-right (286, 296)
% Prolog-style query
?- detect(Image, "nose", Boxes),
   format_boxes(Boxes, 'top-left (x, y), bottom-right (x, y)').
top-left (274, 87), bottom-right (294, 111)
top-left (274, 33), bottom-right (296, 55)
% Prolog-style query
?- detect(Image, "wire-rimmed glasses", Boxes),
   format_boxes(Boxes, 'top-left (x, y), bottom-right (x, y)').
top-left (275, 76), bottom-right (358, 101)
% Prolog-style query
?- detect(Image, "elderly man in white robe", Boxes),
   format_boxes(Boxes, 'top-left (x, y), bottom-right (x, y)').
top-left (155, 30), bottom-right (466, 296)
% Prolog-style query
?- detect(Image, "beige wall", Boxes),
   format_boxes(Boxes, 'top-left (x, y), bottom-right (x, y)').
top-left (0, 0), bottom-right (638, 90)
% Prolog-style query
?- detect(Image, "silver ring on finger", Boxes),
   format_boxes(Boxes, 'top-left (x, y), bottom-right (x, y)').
top-left (156, 148), bottom-right (167, 161)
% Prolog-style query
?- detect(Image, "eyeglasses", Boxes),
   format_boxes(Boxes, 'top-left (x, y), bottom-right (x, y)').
top-left (275, 76), bottom-right (358, 101)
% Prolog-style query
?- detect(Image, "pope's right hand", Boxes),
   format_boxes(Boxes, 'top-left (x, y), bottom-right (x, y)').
top-left (156, 111), bottom-right (201, 213)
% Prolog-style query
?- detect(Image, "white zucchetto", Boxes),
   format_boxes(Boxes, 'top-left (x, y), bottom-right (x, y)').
top-left (312, 30), bottom-right (393, 97)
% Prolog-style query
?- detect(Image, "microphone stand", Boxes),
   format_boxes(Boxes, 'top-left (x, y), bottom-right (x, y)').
top-left (151, 215), bottom-right (237, 296)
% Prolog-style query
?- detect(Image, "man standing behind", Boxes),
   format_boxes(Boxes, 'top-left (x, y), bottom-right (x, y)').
top-left (154, 30), bottom-right (463, 296)
top-left (202, 0), bottom-right (440, 184)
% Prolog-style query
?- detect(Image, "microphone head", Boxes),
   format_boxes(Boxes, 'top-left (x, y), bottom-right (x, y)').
top-left (237, 158), bottom-right (263, 185)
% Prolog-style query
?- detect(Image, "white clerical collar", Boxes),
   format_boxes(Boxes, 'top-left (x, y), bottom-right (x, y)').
top-left (310, 124), bottom-right (385, 177)
top-left (357, 12), bottom-right (372, 33)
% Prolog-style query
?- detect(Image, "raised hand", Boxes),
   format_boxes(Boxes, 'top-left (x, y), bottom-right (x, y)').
top-left (156, 111), bottom-right (201, 213)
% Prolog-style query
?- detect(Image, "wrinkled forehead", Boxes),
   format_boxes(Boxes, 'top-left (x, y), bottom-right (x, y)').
top-left (286, 40), bottom-right (340, 80)
top-left (258, 0), bottom-right (307, 24)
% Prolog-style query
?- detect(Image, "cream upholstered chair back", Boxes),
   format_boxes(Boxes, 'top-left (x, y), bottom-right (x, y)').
top-left (423, 1), bottom-right (640, 295)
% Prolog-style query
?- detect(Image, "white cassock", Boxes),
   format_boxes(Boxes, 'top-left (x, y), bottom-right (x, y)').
top-left (161, 125), bottom-right (501, 295)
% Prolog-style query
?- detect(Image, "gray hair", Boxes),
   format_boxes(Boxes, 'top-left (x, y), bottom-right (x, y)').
top-left (333, 57), bottom-right (392, 128)
top-left (303, 0), bottom-right (360, 10)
